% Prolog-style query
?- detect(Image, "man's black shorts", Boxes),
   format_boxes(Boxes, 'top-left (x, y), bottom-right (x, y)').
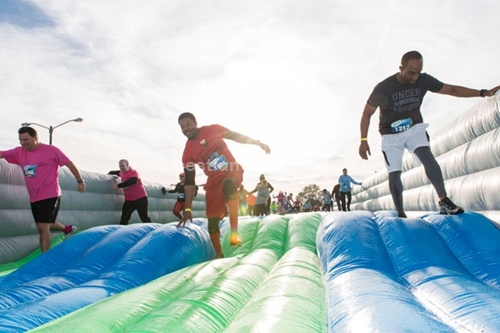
top-left (30, 197), bottom-right (61, 223)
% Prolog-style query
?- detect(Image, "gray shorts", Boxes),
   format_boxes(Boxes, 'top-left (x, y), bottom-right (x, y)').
top-left (381, 123), bottom-right (430, 173)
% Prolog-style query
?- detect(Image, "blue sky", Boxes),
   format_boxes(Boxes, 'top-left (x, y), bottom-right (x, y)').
top-left (1, 0), bottom-right (498, 196)
top-left (0, 0), bottom-right (53, 29)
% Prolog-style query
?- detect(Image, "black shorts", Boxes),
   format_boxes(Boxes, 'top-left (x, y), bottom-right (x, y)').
top-left (30, 197), bottom-right (61, 223)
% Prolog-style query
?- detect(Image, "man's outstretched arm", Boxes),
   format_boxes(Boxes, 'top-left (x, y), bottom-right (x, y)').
top-left (437, 84), bottom-right (500, 98)
top-left (224, 129), bottom-right (271, 154)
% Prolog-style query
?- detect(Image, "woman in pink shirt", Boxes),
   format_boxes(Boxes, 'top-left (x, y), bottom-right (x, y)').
top-left (108, 159), bottom-right (151, 225)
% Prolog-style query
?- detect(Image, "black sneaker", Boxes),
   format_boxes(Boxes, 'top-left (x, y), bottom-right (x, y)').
top-left (439, 197), bottom-right (464, 215)
top-left (397, 211), bottom-right (407, 218)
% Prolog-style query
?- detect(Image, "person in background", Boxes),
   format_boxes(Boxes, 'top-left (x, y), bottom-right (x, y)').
top-left (322, 189), bottom-right (333, 211)
top-left (285, 192), bottom-right (294, 212)
top-left (247, 193), bottom-right (257, 216)
top-left (257, 174), bottom-right (274, 214)
top-left (273, 191), bottom-right (287, 214)
top-left (177, 112), bottom-right (270, 259)
top-left (162, 172), bottom-right (198, 221)
top-left (237, 184), bottom-right (249, 215)
top-left (332, 184), bottom-right (341, 211)
top-left (359, 50), bottom-right (500, 217)
top-left (270, 200), bottom-right (278, 214)
top-left (338, 168), bottom-right (362, 211)
top-left (250, 179), bottom-right (271, 216)
top-left (0, 126), bottom-right (84, 252)
top-left (302, 199), bottom-right (312, 212)
top-left (108, 159), bottom-right (152, 225)
top-left (292, 195), bottom-right (302, 213)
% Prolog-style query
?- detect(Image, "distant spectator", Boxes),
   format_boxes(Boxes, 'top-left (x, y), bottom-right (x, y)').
top-left (302, 200), bottom-right (312, 212)
top-left (161, 172), bottom-right (198, 221)
top-left (247, 193), bottom-right (257, 216)
top-left (322, 189), bottom-right (333, 211)
top-left (292, 196), bottom-right (302, 212)
top-left (237, 184), bottom-right (249, 215)
top-left (273, 191), bottom-right (287, 214)
top-left (270, 200), bottom-right (278, 214)
top-left (256, 174), bottom-right (274, 214)
top-left (338, 168), bottom-right (362, 211)
top-left (250, 179), bottom-right (271, 216)
top-left (332, 184), bottom-right (341, 211)
top-left (285, 192), bottom-right (294, 212)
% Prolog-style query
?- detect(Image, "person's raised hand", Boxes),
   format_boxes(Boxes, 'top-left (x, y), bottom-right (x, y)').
top-left (257, 141), bottom-right (271, 154)
top-left (486, 85), bottom-right (500, 96)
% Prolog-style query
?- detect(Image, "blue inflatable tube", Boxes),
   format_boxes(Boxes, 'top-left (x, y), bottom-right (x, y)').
top-left (317, 211), bottom-right (455, 332)
top-left (0, 222), bottom-right (214, 332)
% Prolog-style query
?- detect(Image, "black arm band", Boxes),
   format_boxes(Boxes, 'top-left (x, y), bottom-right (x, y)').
top-left (184, 169), bottom-right (196, 186)
top-left (480, 89), bottom-right (487, 97)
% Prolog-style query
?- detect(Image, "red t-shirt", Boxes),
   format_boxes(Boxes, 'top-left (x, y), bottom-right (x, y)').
top-left (182, 124), bottom-right (242, 189)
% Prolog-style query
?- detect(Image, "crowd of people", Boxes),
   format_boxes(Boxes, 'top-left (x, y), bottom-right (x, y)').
top-left (0, 117), bottom-right (369, 261)
top-left (3, 50), bottom-right (496, 257)
top-left (230, 167), bottom-right (364, 215)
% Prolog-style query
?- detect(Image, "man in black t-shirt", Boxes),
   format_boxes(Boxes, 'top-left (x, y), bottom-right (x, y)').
top-left (359, 50), bottom-right (500, 217)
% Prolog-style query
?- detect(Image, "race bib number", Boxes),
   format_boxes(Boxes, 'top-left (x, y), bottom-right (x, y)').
top-left (391, 118), bottom-right (413, 133)
top-left (24, 165), bottom-right (37, 177)
top-left (177, 193), bottom-right (185, 199)
top-left (208, 153), bottom-right (229, 171)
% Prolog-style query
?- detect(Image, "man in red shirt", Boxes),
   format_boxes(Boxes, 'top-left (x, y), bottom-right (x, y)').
top-left (177, 112), bottom-right (270, 259)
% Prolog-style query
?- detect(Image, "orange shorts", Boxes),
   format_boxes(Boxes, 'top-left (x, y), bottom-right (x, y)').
top-left (204, 169), bottom-right (243, 219)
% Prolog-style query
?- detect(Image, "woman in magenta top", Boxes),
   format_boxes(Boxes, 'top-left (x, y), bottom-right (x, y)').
top-left (108, 159), bottom-right (151, 225)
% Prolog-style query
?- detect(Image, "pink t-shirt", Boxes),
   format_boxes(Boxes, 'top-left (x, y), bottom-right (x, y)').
top-left (1, 144), bottom-right (71, 203)
top-left (119, 168), bottom-right (147, 201)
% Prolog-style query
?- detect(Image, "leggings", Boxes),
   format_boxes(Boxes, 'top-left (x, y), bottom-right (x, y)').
top-left (389, 146), bottom-right (446, 214)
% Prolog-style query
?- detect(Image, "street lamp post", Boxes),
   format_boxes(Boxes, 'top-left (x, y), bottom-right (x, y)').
top-left (21, 117), bottom-right (83, 145)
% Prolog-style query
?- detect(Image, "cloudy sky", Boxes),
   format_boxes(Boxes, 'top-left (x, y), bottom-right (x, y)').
top-left (1, 0), bottom-right (498, 196)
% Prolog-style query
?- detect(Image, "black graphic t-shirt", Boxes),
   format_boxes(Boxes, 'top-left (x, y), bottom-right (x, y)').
top-left (367, 73), bottom-right (444, 134)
